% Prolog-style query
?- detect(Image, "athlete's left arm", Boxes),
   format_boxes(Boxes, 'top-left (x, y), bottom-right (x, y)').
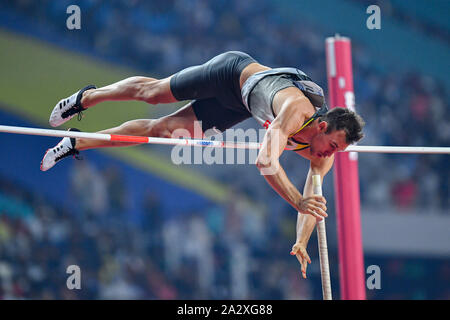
top-left (291, 154), bottom-right (334, 278)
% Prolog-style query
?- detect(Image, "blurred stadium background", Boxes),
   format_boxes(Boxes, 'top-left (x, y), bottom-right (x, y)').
top-left (0, 0), bottom-right (448, 300)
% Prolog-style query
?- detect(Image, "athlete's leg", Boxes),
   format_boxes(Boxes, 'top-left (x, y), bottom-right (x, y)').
top-left (49, 75), bottom-right (180, 127)
top-left (51, 51), bottom-right (255, 127)
top-left (75, 102), bottom-right (202, 150)
top-left (41, 102), bottom-right (204, 171)
top-left (81, 76), bottom-right (177, 108)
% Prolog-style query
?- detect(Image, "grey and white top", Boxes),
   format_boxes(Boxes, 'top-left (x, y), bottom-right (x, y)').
top-left (241, 67), bottom-right (326, 126)
top-left (241, 67), bottom-right (328, 151)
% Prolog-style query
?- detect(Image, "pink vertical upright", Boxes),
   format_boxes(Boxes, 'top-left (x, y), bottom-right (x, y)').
top-left (325, 35), bottom-right (366, 300)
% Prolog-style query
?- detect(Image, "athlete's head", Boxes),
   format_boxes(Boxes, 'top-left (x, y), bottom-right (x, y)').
top-left (310, 107), bottom-right (365, 158)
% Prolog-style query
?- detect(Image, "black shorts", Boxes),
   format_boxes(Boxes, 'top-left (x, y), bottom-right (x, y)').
top-left (169, 51), bottom-right (256, 133)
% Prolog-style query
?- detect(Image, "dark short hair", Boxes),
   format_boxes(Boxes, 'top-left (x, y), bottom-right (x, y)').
top-left (319, 107), bottom-right (365, 144)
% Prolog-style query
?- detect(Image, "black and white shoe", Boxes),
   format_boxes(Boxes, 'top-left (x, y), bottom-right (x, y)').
top-left (49, 85), bottom-right (96, 127)
top-left (40, 128), bottom-right (82, 171)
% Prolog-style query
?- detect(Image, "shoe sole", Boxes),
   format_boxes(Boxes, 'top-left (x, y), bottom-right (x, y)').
top-left (40, 148), bottom-right (51, 171)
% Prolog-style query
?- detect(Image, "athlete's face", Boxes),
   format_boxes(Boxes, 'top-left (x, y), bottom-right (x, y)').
top-left (310, 122), bottom-right (348, 158)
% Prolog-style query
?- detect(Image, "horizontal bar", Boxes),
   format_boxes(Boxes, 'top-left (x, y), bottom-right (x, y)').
top-left (0, 125), bottom-right (261, 149)
top-left (0, 125), bottom-right (449, 154)
top-left (345, 145), bottom-right (450, 154)
top-left (0, 125), bottom-right (111, 141)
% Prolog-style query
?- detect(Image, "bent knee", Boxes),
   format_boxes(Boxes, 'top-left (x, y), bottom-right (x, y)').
top-left (147, 118), bottom-right (173, 138)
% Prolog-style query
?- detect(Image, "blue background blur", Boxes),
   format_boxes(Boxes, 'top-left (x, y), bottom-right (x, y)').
top-left (0, 0), bottom-right (449, 299)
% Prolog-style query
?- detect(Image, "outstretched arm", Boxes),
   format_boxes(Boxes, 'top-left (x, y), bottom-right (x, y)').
top-left (255, 97), bottom-right (328, 220)
top-left (291, 155), bottom-right (334, 278)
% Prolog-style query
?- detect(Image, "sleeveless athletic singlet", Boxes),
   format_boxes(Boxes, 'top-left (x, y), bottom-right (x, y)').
top-left (241, 67), bottom-right (328, 151)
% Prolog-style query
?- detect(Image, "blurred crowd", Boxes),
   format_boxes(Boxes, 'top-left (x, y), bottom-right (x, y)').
top-left (2, 173), bottom-right (449, 300)
top-left (0, 172), bottom-right (321, 299)
top-left (353, 0), bottom-right (450, 44)
top-left (2, 0), bottom-right (448, 212)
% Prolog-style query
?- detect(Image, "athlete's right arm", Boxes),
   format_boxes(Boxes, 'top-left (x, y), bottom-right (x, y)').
top-left (255, 97), bottom-right (327, 220)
